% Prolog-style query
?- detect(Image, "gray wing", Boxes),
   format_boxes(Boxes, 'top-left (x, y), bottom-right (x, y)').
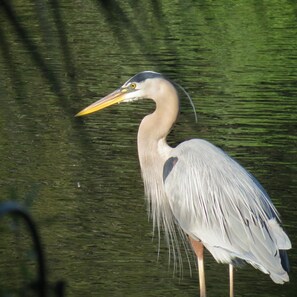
top-left (163, 139), bottom-right (291, 284)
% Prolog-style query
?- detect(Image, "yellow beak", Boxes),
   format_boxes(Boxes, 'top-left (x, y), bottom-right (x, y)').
top-left (75, 88), bottom-right (126, 117)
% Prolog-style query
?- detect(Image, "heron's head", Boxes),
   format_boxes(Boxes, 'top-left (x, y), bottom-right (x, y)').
top-left (75, 71), bottom-right (166, 117)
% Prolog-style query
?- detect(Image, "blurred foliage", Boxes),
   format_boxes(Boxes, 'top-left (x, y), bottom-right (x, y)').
top-left (0, 200), bottom-right (65, 296)
top-left (0, 201), bottom-right (43, 296)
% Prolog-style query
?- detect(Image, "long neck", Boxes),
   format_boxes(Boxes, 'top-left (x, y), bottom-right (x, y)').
top-left (137, 81), bottom-right (179, 168)
top-left (137, 79), bottom-right (180, 242)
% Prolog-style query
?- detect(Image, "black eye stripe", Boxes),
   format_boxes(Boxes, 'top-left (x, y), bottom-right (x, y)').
top-left (125, 71), bottom-right (163, 84)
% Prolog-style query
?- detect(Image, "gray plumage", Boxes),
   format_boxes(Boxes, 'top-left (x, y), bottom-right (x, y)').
top-left (164, 139), bottom-right (290, 283)
top-left (76, 71), bottom-right (291, 296)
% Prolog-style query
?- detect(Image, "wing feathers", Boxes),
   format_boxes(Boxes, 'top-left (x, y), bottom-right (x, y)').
top-left (164, 139), bottom-right (291, 283)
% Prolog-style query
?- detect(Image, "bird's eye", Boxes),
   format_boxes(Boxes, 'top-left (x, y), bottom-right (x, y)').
top-left (130, 82), bottom-right (137, 89)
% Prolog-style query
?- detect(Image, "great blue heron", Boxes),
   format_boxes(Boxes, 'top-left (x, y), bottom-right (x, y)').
top-left (76, 71), bottom-right (291, 297)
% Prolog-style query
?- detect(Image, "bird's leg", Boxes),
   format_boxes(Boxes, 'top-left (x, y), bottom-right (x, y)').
top-left (229, 264), bottom-right (234, 297)
top-left (198, 247), bottom-right (206, 297)
top-left (189, 237), bottom-right (206, 297)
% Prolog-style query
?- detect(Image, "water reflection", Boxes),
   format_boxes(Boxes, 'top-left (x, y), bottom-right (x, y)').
top-left (0, 1), bottom-right (296, 296)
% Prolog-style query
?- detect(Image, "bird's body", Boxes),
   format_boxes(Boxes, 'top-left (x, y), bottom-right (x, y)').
top-left (165, 139), bottom-right (289, 283)
top-left (76, 71), bottom-right (291, 296)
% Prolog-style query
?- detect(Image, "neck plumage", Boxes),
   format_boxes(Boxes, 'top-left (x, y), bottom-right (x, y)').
top-left (137, 79), bottom-right (179, 169)
top-left (136, 79), bottom-right (179, 242)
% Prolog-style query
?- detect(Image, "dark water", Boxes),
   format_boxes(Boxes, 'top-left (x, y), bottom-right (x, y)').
top-left (0, 1), bottom-right (296, 296)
